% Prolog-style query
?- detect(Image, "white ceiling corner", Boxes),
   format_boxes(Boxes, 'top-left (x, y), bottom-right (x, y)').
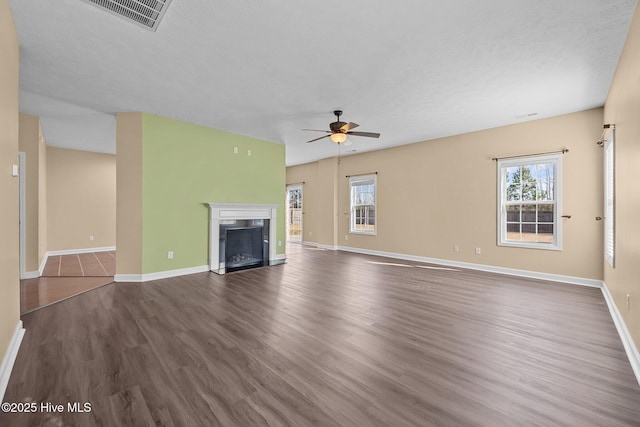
top-left (9, 0), bottom-right (638, 165)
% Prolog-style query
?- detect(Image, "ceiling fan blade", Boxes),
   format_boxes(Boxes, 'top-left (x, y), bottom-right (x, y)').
top-left (347, 131), bottom-right (380, 138)
top-left (306, 135), bottom-right (331, 143)
top-left (301, 129), bottom-right (331, 133)
top-left (340, 122), bottom-right (359, 132)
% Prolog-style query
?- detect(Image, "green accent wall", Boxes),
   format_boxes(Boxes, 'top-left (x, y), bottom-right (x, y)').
top-left (141, 113), bottom-right (285, 274)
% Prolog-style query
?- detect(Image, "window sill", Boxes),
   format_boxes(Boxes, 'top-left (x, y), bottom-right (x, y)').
top-left (498, 241), bottom-right (561, 251)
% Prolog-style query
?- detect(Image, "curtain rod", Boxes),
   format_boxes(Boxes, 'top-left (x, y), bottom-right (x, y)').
top-left (286, 181), bottom-right (305, 186)
top-left (345, 172), bottom-right (378, 178)
top-left (596, 123), bottom-right (615, 146)
top-left (491, 149), bottom-right (568, 162)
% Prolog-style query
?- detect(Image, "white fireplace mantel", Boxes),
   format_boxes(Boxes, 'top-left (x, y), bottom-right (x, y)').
top-left (207, 203), bottom-right (283, 274)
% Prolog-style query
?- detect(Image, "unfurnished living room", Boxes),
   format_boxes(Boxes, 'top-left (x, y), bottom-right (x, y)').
top-left (1, 1), bottom-right (640, 426)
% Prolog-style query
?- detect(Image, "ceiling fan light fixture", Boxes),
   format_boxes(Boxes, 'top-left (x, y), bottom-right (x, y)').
top-left (330, 133), bottom-right (347, 144)
top-left (303, 110), bottom-right (380, 144)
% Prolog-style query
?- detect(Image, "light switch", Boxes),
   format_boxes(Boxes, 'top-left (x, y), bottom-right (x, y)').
top-left (12, 164), bottom-right (18, 177)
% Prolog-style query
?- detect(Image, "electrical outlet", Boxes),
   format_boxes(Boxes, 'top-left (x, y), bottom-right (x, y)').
top-left (168, 251), bottom-right (174, 259)
top-left (233, 147), bottom-right (238, 154)
top-left (278, 240), bottom-right (282, 247)
top-left (89, 235), bottom-right (94, 241)
top-left (475, 247), bottom-right (481, 255)
top-left (247, 149), bottom-right (252, 156)
top-left (453, 244), bottom-right (459, 252)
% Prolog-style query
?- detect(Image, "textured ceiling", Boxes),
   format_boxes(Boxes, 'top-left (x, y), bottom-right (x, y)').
top-left (9, 0), bottom-right (638, 165)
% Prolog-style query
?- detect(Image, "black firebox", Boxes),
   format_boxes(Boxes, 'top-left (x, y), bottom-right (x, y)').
top-left (219, 220), bottom-right (269, 273)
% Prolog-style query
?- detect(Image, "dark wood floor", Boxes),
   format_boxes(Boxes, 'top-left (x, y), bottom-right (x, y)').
top-left (3, 244), bottom-right (640, 426)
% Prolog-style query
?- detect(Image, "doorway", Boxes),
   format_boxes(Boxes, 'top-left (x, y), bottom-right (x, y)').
top-left (286, 185), bottom-right (303, 242)
top-left (19, 152), bottom-right (25, 279)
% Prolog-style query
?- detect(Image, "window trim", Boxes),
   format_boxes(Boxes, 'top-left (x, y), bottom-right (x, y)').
top-left (604, 131), bottom-right (615, 267)
top-left (497, 153), bottom-right (562, 250)
top-left (349, 174), bottom-right (377, 235)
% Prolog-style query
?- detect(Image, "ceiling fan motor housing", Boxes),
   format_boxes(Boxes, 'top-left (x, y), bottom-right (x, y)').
top-left (330, 110), bottom-right (346, 132)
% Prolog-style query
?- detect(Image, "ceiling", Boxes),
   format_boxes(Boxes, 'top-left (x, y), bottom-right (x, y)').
top-left (9, 0), bottom-right (638, 166)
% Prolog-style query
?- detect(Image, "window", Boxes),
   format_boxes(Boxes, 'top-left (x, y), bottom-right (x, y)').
top-left (497, 154), bottom-right (562, 250)
top-left (604, 132), bottom-right (615, 267)
top-left (349, 174), bottom-right (376, 234)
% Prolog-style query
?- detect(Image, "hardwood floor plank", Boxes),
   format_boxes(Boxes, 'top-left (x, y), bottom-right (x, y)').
top-left (78, 252), bottom-right (107, 276)
top-left (95, 250), bottom-right (116, 276)
top-left (107, 385), bottom-right (157, 427)
top-left (59, 254), bottom-right (83, 276)
top-left (41, 254), bottom-right (60, 276)
top-left (3, 244), bottom-right (640, 426)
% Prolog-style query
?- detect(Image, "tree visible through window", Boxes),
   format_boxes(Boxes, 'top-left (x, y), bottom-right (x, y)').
top-left (350, 174), bottom-right (376, 234)
top-left (498, 154), bottom-right (562, 249)
top-left (286, 186), bottom-right (303, 242)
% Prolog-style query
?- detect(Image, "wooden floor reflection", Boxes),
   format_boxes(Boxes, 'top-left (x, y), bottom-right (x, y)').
top-left (20, 276), bottom-right (114, 314)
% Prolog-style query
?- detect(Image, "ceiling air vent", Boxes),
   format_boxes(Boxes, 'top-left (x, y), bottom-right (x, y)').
top-left (83, 0), bottom-right (173, 31)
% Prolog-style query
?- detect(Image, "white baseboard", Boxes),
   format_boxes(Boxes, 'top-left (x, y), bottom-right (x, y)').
top-left (116, 255), bottom-right (288, 282)
top-left (601, 283), bottom-right (640, 386)
top-left (271, 254), bottom-right (287, 265)
top-left (335, 245), bottom-right (602, 288)
top-left (302, 241), bottom-right (338, 251)
top-left (21, 255), bottom-right (50, 279)
top-left (23, 270), bottom-right (40, 279)
top-left (38, 253), bottom-right (48, 276)
top-left (47, 246), bottom-right (116, 257)
top-left (115, 265), bottom-right (210, 283)
top-left (0, 320), bottom-right (25, 402)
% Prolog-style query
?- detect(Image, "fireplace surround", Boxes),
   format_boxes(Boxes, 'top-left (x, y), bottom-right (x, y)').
top-left (207, 203), bottom-right (283, 274)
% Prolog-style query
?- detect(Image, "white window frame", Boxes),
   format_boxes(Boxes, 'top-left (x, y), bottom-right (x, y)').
top-left (604, 132), bottom-right (615, 267)
top-left (349, 174), bottom-right (377, 235)
top-left (497, 153), bottom-right (562, 250)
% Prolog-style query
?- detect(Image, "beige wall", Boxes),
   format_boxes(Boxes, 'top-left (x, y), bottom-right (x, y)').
top-left (47, 147), bottom-right (116, 251)
top-left (287, 165), bottom-right (317, 241)
top-left (603, 5), bottom-right (640, 351)
top-left (288, 108), bottom-right (604, 280)
top-left (0, 0), bottom-right (21, 374)
top-left (115, 112), bottom-right (143, 275)
top-left (288, 157), bottom-right (341, 246)
top-left (18, 113), bottom-right (47, 272)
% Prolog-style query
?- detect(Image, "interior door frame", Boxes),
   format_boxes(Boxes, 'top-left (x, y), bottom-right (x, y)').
top-left (19, 151), bottom-right (26, 279)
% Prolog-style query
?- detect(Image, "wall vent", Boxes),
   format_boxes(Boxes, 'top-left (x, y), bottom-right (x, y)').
top-left (83, 0), bottom-right (173, 31)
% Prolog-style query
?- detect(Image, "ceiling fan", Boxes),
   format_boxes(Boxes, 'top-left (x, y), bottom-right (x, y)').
top-left (303, 110), bottom-right (381, 145)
